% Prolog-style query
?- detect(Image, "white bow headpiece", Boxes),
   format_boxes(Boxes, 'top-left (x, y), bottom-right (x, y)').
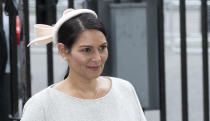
top-left (27, 9), bottom-right (97, 47)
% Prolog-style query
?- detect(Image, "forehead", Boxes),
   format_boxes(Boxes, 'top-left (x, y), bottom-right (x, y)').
top-left (74, 29), bottom-right (107, 46)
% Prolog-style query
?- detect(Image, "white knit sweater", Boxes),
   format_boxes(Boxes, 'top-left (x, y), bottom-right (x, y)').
top-left (20, 77), bottom-right (147, 121)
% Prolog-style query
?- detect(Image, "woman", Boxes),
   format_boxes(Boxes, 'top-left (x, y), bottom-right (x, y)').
top-left (21, 9), bottom-right (147, 121)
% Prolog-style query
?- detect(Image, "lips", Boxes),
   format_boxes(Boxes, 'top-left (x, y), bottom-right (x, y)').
top-left (87, 66), bottom-right (100, 71)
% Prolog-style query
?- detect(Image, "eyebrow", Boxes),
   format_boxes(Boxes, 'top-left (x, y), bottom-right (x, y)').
top-left (79, 42), bottom-right (108, 48)
top-left (79, 45), bottom-right (92, 48)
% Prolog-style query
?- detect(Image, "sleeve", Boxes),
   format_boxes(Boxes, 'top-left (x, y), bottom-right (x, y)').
top-left (20, 98), bottom-right (46, 121)
top-left (129, 83), bottom-right (147, 121)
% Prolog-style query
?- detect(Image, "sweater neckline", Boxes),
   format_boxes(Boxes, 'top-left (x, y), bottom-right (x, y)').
top-left (47, 76), bottom-right (114, 102)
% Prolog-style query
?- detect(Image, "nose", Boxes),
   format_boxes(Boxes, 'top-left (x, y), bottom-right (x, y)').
top-left (92, 51), bottom-right (101, 63)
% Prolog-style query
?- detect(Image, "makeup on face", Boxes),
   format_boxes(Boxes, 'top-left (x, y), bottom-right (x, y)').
top-left (67, 29), bottom-right (108, 79)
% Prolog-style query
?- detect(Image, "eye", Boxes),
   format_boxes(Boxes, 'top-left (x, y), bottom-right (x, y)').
top-left (99, 45), bottom-right (107, 52)
top-left (82, 48), bottom-right (92, 53)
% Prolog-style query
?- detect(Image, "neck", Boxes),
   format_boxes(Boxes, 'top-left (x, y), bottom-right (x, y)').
top-left (64, 73), bottom-right (99, 93)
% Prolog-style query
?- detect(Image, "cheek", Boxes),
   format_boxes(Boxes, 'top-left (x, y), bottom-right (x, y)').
top-left (102, 51), bottom-right (108, 62)
top-left (69, 54), bottom-right (87, 66)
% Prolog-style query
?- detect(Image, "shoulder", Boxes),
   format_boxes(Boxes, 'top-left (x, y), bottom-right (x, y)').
top-left (25, 88), bottom-right (49, 105)
top-left (107, 76), bottom-right (141, 105)
top-left (22, 88), bottom-right (50, 113)
top-left (21, 88), bottom-right (50, 121)
top-left (105, 76), bottom-right (135, 93)
top-left (108, 76), bottom-right (134, 88)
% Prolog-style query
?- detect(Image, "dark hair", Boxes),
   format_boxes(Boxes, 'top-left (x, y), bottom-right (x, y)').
top-left (57, 13), bottom-right (106, 79)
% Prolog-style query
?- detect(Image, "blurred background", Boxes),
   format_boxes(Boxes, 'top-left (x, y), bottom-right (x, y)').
top-left (0, 0), bottom-right (209, 121)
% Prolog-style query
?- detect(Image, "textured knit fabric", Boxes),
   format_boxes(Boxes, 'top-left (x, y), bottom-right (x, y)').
top-left (20, 77), bottom-right (147, 121)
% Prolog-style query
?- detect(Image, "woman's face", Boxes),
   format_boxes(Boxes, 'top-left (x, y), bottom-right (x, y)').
top-left (67, 29), bottom-right (108, 80)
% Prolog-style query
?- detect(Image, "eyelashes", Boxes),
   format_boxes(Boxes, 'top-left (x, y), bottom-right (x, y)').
top-left (82, 48), bottom-right (92, 53)
top-left (99, 45), bottom-right (107, 51)
top-left (81, 45), bottom-right (107, 54)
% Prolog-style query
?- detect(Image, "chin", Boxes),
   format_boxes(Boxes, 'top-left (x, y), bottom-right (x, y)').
top-left (88, 73), bottom-right (101, 80)
top-left (85, 71), bottom-right (103, 80)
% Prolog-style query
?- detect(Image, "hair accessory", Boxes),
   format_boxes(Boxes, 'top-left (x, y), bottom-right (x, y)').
top-left (27, 9), bottom-right (97, 47)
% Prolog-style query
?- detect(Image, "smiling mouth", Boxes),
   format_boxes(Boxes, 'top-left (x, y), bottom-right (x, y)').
top-left (87, 66), bottom-right (100, 71)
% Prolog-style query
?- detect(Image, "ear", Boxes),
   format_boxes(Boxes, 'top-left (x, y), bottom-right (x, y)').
top-left (57, 43), bottom-right (68, 60)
